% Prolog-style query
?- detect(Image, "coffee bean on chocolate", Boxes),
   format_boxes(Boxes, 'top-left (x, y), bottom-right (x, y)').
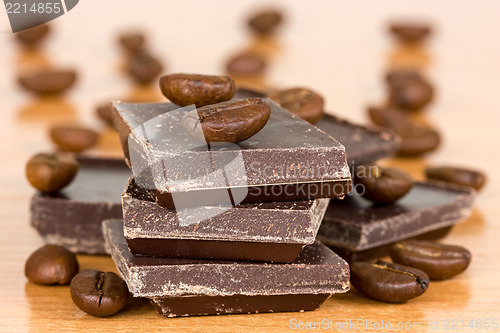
top-left (50, 125), bottom-right (99, 153)
top-left (18, 69), bottom-right (77, 95)
top-left (26, 152), bottom-right (79, 192)
top-left (425, 166), bottom-right (486, 191)
top-left (15, 24), bottom-right (50, 46)
top-left (387, 121), bottom-right (441, 156)
top-left (388, 76), bottom-right (434, 111)
top-left (127, 51), bottom-right (163, 84)
top-left (70, 269), bottom-right (130, 317)
top-left (389, 23), bottom-right (432, 43)
top-left (182, 98), bottom-right (271, 143)
top-left (159, 74), bottom-right (236, 107)
top-left (350, 259), bottom-right (429, 303)
top-left (271, 87), bottom-right (324, 124)
top-left (118, 32), bottom-right (146, 54)
top-left (354, 165), bottom-right (413, 204)
top-left (390, 240), bottom-right (471, 280)
top-left (226, 52), bottom-right (267, 76)
top-left (247, 9), bottom-right (283, 35)
top-left (25, 245), bottom-right (79, 285)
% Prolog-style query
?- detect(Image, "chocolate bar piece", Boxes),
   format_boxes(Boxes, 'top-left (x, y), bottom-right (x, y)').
top-left (317, 181), bottom-right (476, 251)
top-left (103, 219), bottom-right (349, 317)
top-left (123, 177), bottom-right (330, 262)
top-left (30, 157), bottom-right (130, 254)
top-left (315, 114), bottom-right (401, 166)
top-left (111, 99), bottom-right (351, 208)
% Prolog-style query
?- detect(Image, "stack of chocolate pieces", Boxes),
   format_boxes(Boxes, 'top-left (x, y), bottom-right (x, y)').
top-left (105, 88), bottom-right (353, 317)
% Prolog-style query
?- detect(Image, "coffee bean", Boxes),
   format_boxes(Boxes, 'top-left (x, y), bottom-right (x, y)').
top-left (367, 105), bottom-right (409, 127)
top-left (390, 240), bottom-right (472, 280)
top-left (127, 51), bottom-right (163, 84)
top-left (389, 23), bottom-right (432, 43)
top-left (425, 166), bottom-right (486, 191)
top-left (95, 102), bottom-right (114, 127)
top-left (388, 76), bottom-right (434, 111)
top-left (226, 52), bottom-right (267, 76)
top-left (270, 87), bottom-right (324, 124)
top-left (388, 121), bottom-right (441, 156)
top-left (159, 74), bottom-right (236, 107)
top-left (118, 32), bottom-right (146, 54)
top-left (26, 152), bottom-right (79, 192)
top-left (70, 269), bottom-right (129, 317)
top-left (182, 98), bottom-right (271, 143)
top-left (25, 245), bottom-right (78, 285)
top-left (50, 125), bottom-right (99, 153)
top-left (247, 10), bottom-right (283, 35)
top-left (15, 24), bottom-right (51, 46)
top-left (18, 69), bottom-right (77, 95)
top-left (354, 165), bottom-right (413, 204)
top-left (350, 259), bottom-right (429, 303)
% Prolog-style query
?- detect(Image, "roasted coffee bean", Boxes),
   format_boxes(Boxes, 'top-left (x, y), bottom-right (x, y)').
top-left (226, 52), bottom-right (267, 76)
top-left (25, 245), bottom-right (79, 285)
top-left (350, 259), bottom-right (429, 303)
top-left (127, 51), bottom-right (163, 84)
top-left (389, 23), bottom-right (432, 43)
top-left (159, 74), bottom-right (235, 107)
top-left (18, 69), bottom-right (77, 95)
top-left (387, 121), bottom-right (441, 156)
top-left (271, 87), bottom-right (324, 124)
top-left (390, 240), bottom-right (472, 280)
top-left (182, 98), bottom-right (271, 143)
top-left (26, 152), bottom-right (79, 192)
top-left (425, 166), bottom-right (486, 191)
top-left (386, 69), bottom-right (423, 85)
top-left (367, 105), bottom-right (409, 127)
top-left (70, 269), bottom-right (129, 317)
top-left (247, 10), bottom-right (283, 35)
top-left (95, 102), bottom-right (114, 127)
top-left (354, 165), bottom-right (413, 204)
top-left (50, 125), bottom-right (99, 153)
top-left (15, 24), bottom-right (50, 46)
top-left (118, 32), bottom-right (146, 54)
top-left (388, 77), bottom-right (434, 111)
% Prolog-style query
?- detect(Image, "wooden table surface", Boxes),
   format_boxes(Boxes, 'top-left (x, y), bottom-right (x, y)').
top-left (1, 1), bottom-right (499, 332)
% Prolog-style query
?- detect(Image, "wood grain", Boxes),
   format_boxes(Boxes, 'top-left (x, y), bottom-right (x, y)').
top-left (1, 1), bottom-right (499, 332)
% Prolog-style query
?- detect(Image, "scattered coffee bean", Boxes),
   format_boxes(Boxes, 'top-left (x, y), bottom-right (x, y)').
top-left (390, 240), bottom-right (472, 280)
top-left (25, 245), bottom-right (78, 285)
top-left (270, 87), bottom-right (324, 124)
top-left (387, 74), bottom-right (434, 111)
top-left (247, 9), bottom-right (283, 35)
top-left (26, 152), bottom-right (79, 192)
top-left (95, 102), bottom-right (114, 127)
top-left (226, 52), bottom-right (267, 76)
top-left (50, 125), bottom-right (99, 153)
top-left (389, 22), bottom-right (432, 43)
top-left (15, 24), bottom-right (50, 46)
top-left (18, 69), bottom-right (77, 95)
top-left (159, 74), bottom-right (236, 107)
top-left (182, 98), bottom-right (271, 143)
top-left (118, 32), bottom-right (146, 54)
top-left (127, 51), bottom-right (163, 84)
top-left (70, 269), bottom-right (130, 317)
top-left (387, 121), bottom-right (441, 156)
top-left (367, 105), bottom-right (409, 127)
top-left (354, 164), bottom-right (413, 204)
top-left (425, 166), bottom-right (486, 191)
top-left (350, 259), bottom-right (429, 303)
